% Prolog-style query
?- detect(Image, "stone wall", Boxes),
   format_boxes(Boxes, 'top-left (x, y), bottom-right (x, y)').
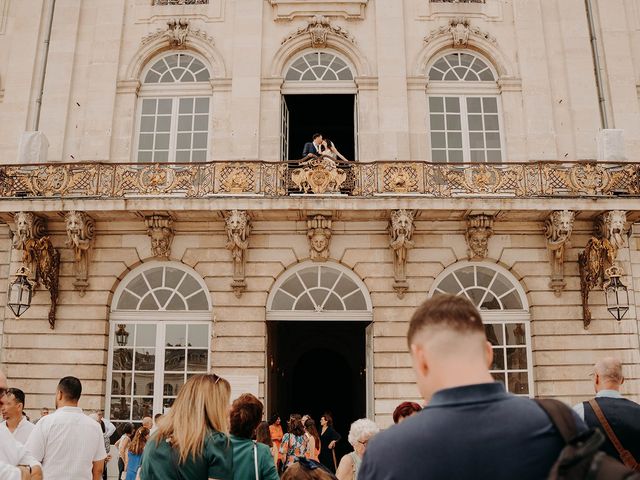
top-left (1, 218), bottom-right (638, 426)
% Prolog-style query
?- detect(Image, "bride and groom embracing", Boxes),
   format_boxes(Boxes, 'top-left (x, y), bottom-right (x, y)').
top-left (302, 133), bottom-right (349, 162)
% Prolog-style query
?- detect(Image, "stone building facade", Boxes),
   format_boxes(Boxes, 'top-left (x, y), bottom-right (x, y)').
top-left (0, 0), bottom-right (639, 432)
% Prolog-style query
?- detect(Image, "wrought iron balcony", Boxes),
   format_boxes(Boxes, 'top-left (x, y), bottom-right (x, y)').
top-left (0, 160), bottom-right (638, 199)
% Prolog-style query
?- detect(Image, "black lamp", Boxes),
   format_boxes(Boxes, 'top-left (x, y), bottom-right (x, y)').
top-left (7, 266), bottom-right (34, 318)
top-left (115, 324), bottom-right (130, 347)
top-left (603, 265), bottom-right (629, 322)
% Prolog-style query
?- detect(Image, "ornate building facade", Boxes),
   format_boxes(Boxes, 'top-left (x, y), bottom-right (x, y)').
top-left (0, 0), bottom-right (639, 431)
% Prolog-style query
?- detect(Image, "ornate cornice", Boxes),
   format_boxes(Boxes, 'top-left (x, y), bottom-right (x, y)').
top-left (424, 17), bottom-right (496, 47)
top-left (141, 18), bottom-right (215, 48)
top-left (281, 15), bottom-right (355, 47)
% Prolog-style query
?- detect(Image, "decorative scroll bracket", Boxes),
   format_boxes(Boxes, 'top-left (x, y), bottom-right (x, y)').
top-left (544, 210), bottom-right (575, 296)
top-left (145, 214), bottom-right (174, 259)
top-left (65, 211), bottom-right (95, 296)
top-left (281, 15), bottom-right (356, 48)
top-left (389, 209), bottom-right (416, 299)
top-left (579, 210), bottom-right (628, 329)
top-left (224, 210), bottom-right (251, 298)
top-left (307, 215), bottom-right (332, 262)
top-left (465, 214), bottom-right (494, 260)
top-left (12, 212), bottom-right (60, 329)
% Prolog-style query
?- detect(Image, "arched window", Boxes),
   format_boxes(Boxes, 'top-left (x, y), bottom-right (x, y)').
top-left (267, 263), bottom-right (372, 321)
top-left (427, 52), bottom-right (503, 163)
top-left (136, 52), bottom-right (211, 163)
top-left (285, 52), bottom-right (354, 81)
top-left (107, 262), bottom-right (212, 428)
top-left (430, 262), bottom-right (533, 396)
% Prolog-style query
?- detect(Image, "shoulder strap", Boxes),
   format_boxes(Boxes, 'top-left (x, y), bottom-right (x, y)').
top-left (588, 399), bottom-right (639, 470)
top-left (535, 398), bottom-right (578, 443)
top-left (253, 441), bottom-right (260, 480)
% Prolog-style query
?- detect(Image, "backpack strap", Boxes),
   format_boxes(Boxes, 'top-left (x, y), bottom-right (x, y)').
top-left (588, 399), bottom-right (640, 471)
top-left (535, 398), bottom-right (578, 443)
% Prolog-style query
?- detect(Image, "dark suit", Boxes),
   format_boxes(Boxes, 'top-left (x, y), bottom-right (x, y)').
top-left (302, 142), bottom-right (321, 157)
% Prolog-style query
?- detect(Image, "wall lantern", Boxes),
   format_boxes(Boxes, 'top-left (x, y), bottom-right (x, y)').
top-left (115, 324), bottom-right (130, 347)
top-left (7, 266), bottom-right (34, 318)
top-left (603, 265), bottom-right (629, 322)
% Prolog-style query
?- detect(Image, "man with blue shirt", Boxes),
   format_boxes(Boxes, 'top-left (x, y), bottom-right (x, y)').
top-left (359, 294), bottom-right (583, 480)
top-left (573, 358), bottom-right (640, 467)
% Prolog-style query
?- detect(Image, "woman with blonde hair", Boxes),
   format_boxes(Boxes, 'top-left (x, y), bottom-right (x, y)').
top-left (139, 374), bottom-right (233, 480)
top-left (335, 419), bottom-right (379, 480)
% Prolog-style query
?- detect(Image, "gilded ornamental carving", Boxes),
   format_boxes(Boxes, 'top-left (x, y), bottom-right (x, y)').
top-left (465, 214), bottom-right (493, 260)
top-left (12, 212), bottom-right (60, 329)
top-left (225, 210), bottom-right (251, 297)
top-left (389, 209), bottom-right (416, 298)
top-left (307, 215), bottom-right (332, 262)
top-left (145, 215), bottom-right (174, 259)
top-left (579, 210), bottom-right (628, 329)
top-left (0, 161), bottom-right (639, 199)
top-left (544, 210), bottom-right (575, 296)
top-left (291, 156), bottom-right (347, 194)
top-left (65, 211), bottom-right (96, 296)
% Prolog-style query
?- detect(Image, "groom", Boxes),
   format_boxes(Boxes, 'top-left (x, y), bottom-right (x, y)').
top-left (302, 133), bottom-right (323, 158)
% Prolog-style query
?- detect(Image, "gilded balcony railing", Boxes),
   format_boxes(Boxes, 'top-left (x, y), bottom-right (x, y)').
top-left (0, 160), bottom-right (638, 199)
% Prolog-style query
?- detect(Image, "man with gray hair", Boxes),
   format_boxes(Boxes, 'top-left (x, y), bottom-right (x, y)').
top-left (573, 357), bottom-right (640, 468)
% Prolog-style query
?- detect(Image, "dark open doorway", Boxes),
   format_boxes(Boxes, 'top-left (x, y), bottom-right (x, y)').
top-left (284, 94), bottom-right (356, 161)
top-left (267, 321), bottom-right (368, 460)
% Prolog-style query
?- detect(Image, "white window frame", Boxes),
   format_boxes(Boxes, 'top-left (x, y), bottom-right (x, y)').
top-left (426, 52), bottom-right (507, 163)
top-left (282, 49), bottom-right (357, 95)
top-left (107, 262), bottom-right (213, 423)
top-left (133, 52), bottom-right (213, 163)
top-left (428, 261), bottom-right (534, 397)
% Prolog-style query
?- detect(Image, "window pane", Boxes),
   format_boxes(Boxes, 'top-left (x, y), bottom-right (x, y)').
top-left (164, 374), bottom-right (184, 396)
top-left (508, 372), bottom-right (529, 395)
top-left (186, 291), bottom-right (209, 310)
top-left (139, 294), bottom-right (159, 310)
top-left (486, 132), bottom-right (501, 149)
top-left (166, 295), bottom-right (187, 311)
top-left (110, 398), bottom-right (130, 421)
top-left (324, 293), bottom-right (343, 310)
top-left (138, 151), bottom-right (152, 163)
top-left (507, 348), bottom-right (528, 369)
top-left (155, 134), bottom-right (169, 150)
top-left (140, 117), bottom-right (155, 133)
top-left (299, 268), bottom-right (319, 289)
top-left (117, 291), bottom-right (139, 310)
top-left (177, 133), bottom-right (192, 150)
top-left (487, 150), bottom-right (502, 163)
top-left (139, 134), bottom-right (153, 150)
top-left (430, 114), bottom-right (445, 130)
top-left (467, 98), bottom-right (482, 113)
top-left (194, 115), bottom-right (208, 131)
top-left (295, 293), bottom-right (315, 310)
top-left (492, 373), bottom-right (505, 387)
top-left (468, 115), bottom-right (483, 131)
top-left (445, 97), bottom-right (460, 112)
top-left (113, 348), bottom-right (133, 370)
top-left (432, 150), bottom-right (447, 162)
top-left (429, 97), bottom-right (444, 112)
top-left (479, 69), bottom-right (495, 81)
top-left (142, 99), bottom-right (156, 115)
top-left (153, 151), bottom-right (169, 162)
top-left (136, 324), bottom-right (156, 347)
top-left (344, 292), bottom-right (367, 310)
top-left (135, 349), bottom-right (155, 371)
top-left (131, 398), bottom-right (153, 421)
top-left (491, 348), bottom-right (505, 370)
top-left (447, 132), bottom-right (462, 149)
top-left (470, 150), bottom-right (486, 162)
top-left (485, 115), bottom-right (500, 131)
top-left (480, 292), bottom-right (500, 310)
top-left (431, 132), bottom-right (446, 149)
top-left (470, 133), bottom-right (484, 148)
top-left (157, 99), bottom-right (172, 115)
top-left (195, 98), bottom-right (209, 113)
top-left (193, 133), bottom-right (207, 149)
top-left (272, 291), bottom-right (294, 310)
top-left (192, 150), bottom-right (206, 162)
top-left (483, 97), bottom-right (498, 113)
top-left (111, 372), bottom-right (132, 395)
top-left (282, 275), bottom-right (305, 297)
top-left (134, 373), bottom-right (154, 396)
top-left (175, 150), bottom-right (191, 162)
top-left (320, 267), bottom-right (341, 289)
top-left (187, 349), bottom-right (208, 371)
top-left (436, 274), bottom-right (461, 294)
top-left (165, 268), bottom-right (185, 289)
top-left (505, 324), bottom-right (526, 345)
top-left (501, 290), bottom-right (523, 309)
top-left (484, 324), bottom-right (504, 346)
top-left (448, 150), bottom-right (463, 163)
top-left (166, 325), bottom-right (186, 347)
top-left (165, 349), bottom-right (186, 370)
top-left (178, 116), bottom-right (192, 131)
top-left (491, 274), bottom-right (513, 297)
top-left (156, 116), bottom-right (171, 133)
top-left (188, 325), bottom-right (208, 348)
top-left (446, 115), bottom-right (461, 130)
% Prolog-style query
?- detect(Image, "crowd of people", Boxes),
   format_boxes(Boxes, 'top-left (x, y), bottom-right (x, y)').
top-left (1, 294), bottom-right (639, 479)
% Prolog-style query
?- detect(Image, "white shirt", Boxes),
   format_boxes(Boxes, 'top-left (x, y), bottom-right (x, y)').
top-left (572, 389), bottom-right (623, 420)
top-left (25, 406), bottom-right (107, 480)
top-left (0, 425), bottom-right (39, 469)
top-left (0, 463), bottom-right (20, 480)
top-left (1, 417), bottom-right (35, 445)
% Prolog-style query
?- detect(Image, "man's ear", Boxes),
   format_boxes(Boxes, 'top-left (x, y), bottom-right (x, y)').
top-left (410, 343), bottom-right (428, 378)
top-left (485, 341), bottom-right (493, 369)
top-left (620, 376), bottom-right (625, 386)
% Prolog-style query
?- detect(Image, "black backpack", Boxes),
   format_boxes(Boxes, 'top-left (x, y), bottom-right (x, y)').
top-left (536, 399), bottom-right (640, 480)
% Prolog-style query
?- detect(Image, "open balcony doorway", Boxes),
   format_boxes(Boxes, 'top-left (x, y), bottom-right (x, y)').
top-left (282, 94), bottom-right (357, 161)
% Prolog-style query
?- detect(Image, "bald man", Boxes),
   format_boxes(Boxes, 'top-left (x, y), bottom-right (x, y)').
top-left (573, 357), bottom-right (640, 467)
top-left (0, 370), bottom-right (42, 480)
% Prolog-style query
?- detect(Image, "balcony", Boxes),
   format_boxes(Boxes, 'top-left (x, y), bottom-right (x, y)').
top-left (0, 160), bottom-right (638, 200)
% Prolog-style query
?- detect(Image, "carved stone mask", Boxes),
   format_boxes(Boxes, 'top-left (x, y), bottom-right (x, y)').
top-left (311, 232), bottom-right (329, 253)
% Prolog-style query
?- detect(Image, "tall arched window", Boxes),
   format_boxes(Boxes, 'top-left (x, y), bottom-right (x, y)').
top-left (107, 262), bottom-right (212, 428)
top-left (136, 52), bottom-right (211, 163)
top-left (430, 262), bottom-right (533, 396)
top-left (427, 52), bottom-right (504, 163)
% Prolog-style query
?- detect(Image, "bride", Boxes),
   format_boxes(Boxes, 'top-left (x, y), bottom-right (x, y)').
top-left (320, 138), bottom-right (350, 162)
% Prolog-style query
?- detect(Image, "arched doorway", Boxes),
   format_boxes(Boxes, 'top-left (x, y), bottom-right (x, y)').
top-left (281, 51), bottom-right (358, 161)
top-left (266, 262), bottom-right (373, 453)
